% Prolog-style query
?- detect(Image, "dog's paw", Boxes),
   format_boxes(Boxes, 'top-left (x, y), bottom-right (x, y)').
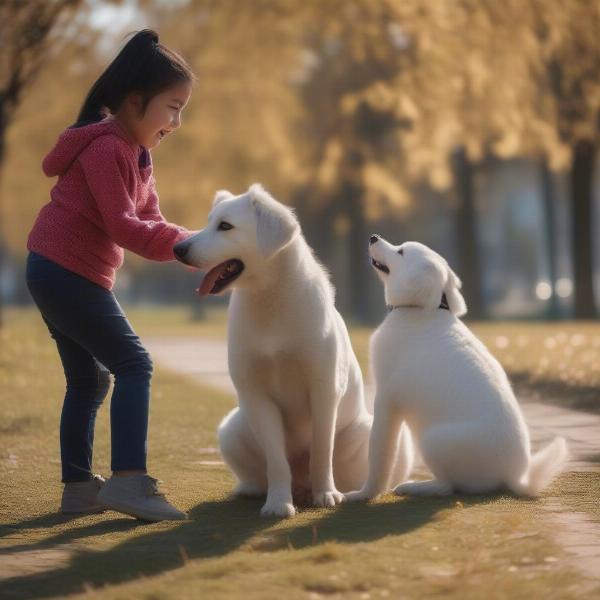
top-left (343, 489), bottom-right (374, 503)
top-left (394, 479), bottom-right (452, 497)
top-left (312, 489), bottom-right (344, 508)
top-left (260, 499), bottom-right (296, 518)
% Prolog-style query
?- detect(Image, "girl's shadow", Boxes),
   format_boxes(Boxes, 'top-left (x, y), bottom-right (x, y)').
top-left (0, 493), bottom-right (496, 599)
top-left (0, 495), bottom-right (271, 599)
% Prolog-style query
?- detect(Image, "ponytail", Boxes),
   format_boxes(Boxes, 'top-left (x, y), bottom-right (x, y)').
top-left (73, 29), bottom-right (193, 128)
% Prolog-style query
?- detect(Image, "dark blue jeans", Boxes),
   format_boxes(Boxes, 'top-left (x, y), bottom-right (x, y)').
top-left (26, 252), bottom-right (153, 482)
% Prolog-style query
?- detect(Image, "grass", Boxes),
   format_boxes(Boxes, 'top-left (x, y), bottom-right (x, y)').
top-left (121, 304), bottom-right (230, 339)
top-left (1, 308), bottom-right (599, 598)
top-left (470, 322), bottom-right (600, 413)
top-left (126, 304), bottom-right (600, 412)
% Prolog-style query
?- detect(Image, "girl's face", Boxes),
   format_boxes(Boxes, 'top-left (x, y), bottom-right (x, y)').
top-left (121, 79), bottom-right (192, 149)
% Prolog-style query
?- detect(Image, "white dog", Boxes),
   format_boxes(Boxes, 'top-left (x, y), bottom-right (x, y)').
top-left (174, 186), bottom-right (412, 517)
top-left (345, 236), bottom-right (568, 502)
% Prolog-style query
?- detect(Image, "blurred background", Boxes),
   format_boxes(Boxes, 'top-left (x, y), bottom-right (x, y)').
top-left (1, 0), bottom-right (599, 324)
top-left (2, 5), bottom-right (600, 594)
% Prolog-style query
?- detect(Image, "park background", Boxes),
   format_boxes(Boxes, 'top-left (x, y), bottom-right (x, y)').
top-left (1, 1), bottom-right (599, 599)
top-left (1, 0), bottom-right (600, 323)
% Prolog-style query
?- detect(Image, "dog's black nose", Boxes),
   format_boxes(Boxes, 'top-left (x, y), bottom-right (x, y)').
top-left (370, 234), bottom-right (380, 245)
top-left (173, 241), bottom-right (190, 260)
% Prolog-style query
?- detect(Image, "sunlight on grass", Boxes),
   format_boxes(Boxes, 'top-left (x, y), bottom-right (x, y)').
top-left (338, 319), bottom-right (599, 413)
top-left (1, 308), bottom-right (598, 598)
top-left (473, 322), bottom-right (600, 385)
top-left (5, 305), bottom-right (599, 412)
top-left (126, 306), bottom-right (600, 397)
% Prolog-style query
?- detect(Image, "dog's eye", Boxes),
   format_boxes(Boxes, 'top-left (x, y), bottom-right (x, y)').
top-left (218, 222), bottom-right (234, 231)
top-left (398, 248), bottom-right (404, 256)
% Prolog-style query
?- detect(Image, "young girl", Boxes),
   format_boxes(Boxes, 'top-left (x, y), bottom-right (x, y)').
top-left (26, 30), bottom-right (195, 522)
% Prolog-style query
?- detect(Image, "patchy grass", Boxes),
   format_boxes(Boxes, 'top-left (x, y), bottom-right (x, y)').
top-left (1, 304), bottom-right (229, 340)
top-left (121, 306), bottom-right (600, 405)
top-left (471, 322), bottom-right (600, 413)
top-left (6, 307), bottom-right (599, 405)
top-left (1, 308), bottom-right (598, 598)
top-left (348, 321), bottom-right (600, 414)
top-left (8, 304), bottom-right (598, 416)
top-left (121, 303), bottom-right (229, 339)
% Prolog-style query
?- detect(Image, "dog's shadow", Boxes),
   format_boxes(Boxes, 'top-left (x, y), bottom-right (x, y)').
top-left (261, 493), bottom-right (497, 551)
top-left (0, 492), bottom-right (496, 599)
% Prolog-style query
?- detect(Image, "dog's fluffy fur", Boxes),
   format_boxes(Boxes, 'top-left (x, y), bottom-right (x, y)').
top-left (175, 186), bottom-right (412, 517)
top-left (345, 237), bottom-right (568, 502)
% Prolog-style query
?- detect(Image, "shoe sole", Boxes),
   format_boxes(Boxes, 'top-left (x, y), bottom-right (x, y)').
top-left (97, 495), bottom-right (187, 522)
top-left (60, 506), bottom-right (107, 515)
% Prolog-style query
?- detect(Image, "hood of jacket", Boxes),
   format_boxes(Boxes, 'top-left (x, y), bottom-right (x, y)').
top-left (42, 118), bottom-right (138, 177)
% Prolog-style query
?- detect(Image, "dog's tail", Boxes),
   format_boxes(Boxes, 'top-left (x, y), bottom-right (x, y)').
top-left (508, 437), bottom-right (569, 497)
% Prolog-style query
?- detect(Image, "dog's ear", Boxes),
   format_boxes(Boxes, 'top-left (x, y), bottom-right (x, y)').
top-left (419, 262), bottom-right (446, 312)
top-left (213, 190), bottom-right (234, 207)
top-left (248, 183), bottom-right (299, 259)
top-left (444, 265), bottom-right (467, 317)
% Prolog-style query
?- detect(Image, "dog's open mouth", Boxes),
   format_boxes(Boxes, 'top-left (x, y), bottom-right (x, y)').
top-left (371, 258), bottom-right (390, 274)
top-left (197, 259), bottom-right (244, 296)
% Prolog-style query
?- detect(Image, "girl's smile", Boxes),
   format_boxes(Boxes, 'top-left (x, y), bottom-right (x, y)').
top-left (116, 79), bottom-right (192, 150)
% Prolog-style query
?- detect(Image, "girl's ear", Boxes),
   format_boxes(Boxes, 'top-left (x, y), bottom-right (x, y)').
top-left (124, 91), bottom-right (145, 116)
top-left (444, 265), bottom-right (467, 317)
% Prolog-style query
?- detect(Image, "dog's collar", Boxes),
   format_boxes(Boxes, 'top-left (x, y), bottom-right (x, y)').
top-left (387, 293), bottom-right (450, 313)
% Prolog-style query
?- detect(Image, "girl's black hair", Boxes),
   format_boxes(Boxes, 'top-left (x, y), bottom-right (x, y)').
top-left (73, 29), bottom-right (194, 128)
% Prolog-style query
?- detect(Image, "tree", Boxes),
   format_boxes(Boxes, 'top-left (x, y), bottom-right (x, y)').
top-left (537, 1), bottom-right (600, 319)
top-left (5, 0), bottom-right (598, 320)
top-left (386, 0), bottom-right (600, 318)
top-left (0, 0), bottom-right (83, 326)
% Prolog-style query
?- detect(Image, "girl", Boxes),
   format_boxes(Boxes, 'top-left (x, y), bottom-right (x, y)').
top-left (26, 29), bottom-right (195, 522)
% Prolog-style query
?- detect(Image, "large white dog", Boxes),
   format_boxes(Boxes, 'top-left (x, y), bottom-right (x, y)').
top-left (345, 236), bottom-right (568, 502)
top-left (174, 186), bottom-right (412, 517)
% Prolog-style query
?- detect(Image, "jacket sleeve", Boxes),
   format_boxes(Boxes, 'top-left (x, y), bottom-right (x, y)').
top-left (79, 136), bottom-right (192, 261)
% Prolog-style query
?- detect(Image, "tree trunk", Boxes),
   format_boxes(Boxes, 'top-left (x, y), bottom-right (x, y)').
top-left (0, 95), bottom-right (6, 329)
top-left (570, 139), bottom-right (597, 319)
top-left (540, 158), bottom-right (560, 319)
top-left (342, 182), bottom-right (369, 323)
top-left (329, 181), bottom-right (370, 322)
top-left (293, 185), bottom-right (336, 265)
top-left (0, 93), bottom-right (6, 164)
top-left (452, 148), bottom-right (484, 319)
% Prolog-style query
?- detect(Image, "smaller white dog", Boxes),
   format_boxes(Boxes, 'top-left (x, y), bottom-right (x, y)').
top-left (346, 236), bottom-right (568, 502)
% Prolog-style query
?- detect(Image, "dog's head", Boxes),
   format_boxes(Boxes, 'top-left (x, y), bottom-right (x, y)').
top-left (173, 184), bottom-right (299, 296)
top-left (368, 235), bottom-right (467, 317)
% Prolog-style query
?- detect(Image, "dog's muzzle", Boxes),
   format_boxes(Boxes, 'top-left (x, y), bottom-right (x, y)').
top-left (369, 234), bottom-right (380, 245)
top-left (173, 240), bottom-right (192, 263)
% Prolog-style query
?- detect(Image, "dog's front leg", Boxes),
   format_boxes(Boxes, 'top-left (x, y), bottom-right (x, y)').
top-left (243, 393), bottom-right (295, 518)
top-left (345, 392), bottom-right (403, 502)
top-left (309, 386), bottom-right (344, 507)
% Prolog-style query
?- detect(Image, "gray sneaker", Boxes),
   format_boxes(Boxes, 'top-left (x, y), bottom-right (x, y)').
top-left (97, 474), bottom-right (187, 522)
top-left (61, 474), bottom-right (107, 514)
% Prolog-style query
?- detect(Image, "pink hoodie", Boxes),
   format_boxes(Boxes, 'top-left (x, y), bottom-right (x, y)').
top-left (27, 119), bottom-right (191, 290)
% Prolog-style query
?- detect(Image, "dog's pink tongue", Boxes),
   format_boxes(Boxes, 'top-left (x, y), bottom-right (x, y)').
top-left (197, 263), bottom-right (226, 296)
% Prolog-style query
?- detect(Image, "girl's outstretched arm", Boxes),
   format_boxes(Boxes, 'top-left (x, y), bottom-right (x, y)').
top-left (79, 135), bottom-right (191, 260)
